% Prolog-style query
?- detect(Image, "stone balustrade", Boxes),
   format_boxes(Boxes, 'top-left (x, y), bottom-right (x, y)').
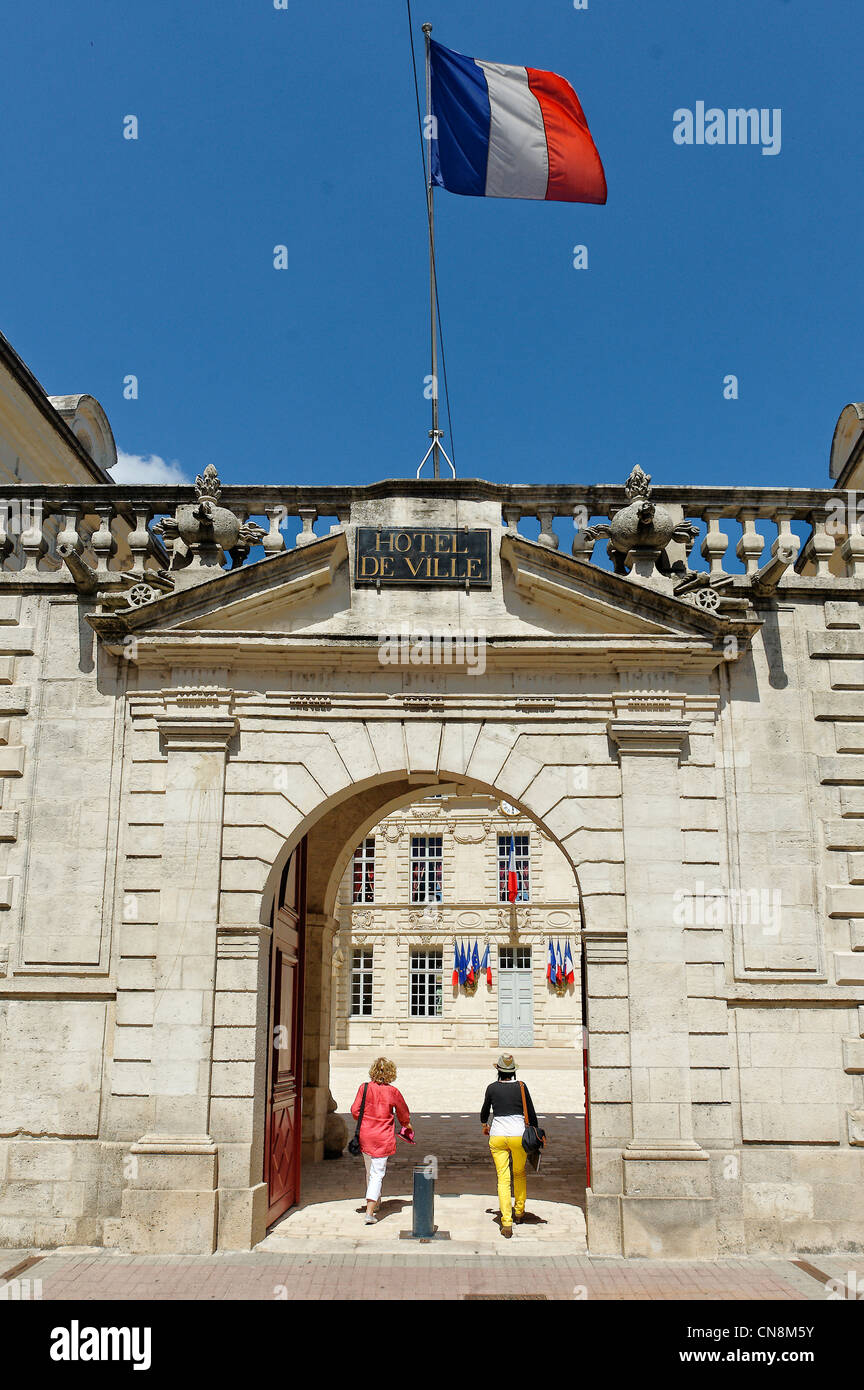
top-left (0, 480), bottom-right (859, 583)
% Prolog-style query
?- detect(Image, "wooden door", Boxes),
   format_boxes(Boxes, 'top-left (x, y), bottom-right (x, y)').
top-left (265, 839), bottom-right (306, 1226)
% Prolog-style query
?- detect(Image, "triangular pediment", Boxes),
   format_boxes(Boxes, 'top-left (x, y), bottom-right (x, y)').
top-left (88, 531), bottom-right (350, 641)
top-left (86, 527), bottom-right (757, 672)
top-left (500, 533), bottom-right (747, 641)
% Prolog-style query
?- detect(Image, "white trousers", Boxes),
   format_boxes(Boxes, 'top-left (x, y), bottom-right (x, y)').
top-left (363, 1153), bottom-right (388, 1202)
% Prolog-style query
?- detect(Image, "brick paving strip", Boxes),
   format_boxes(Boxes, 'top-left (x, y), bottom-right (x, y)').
top-left (2, 1251), bottom-right (859, 1301)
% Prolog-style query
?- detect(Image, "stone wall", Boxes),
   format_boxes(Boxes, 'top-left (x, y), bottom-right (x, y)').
top-left (0, 501), bottom-right (862, 1257)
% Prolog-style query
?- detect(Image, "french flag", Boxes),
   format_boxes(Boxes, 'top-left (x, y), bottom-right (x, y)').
top-left (506, 834), bottom-right (519, 904)
top-left (546, 938), bottom-right (556, 981)
top-left (430, 39), bottom-right (606, 205)
top-left (480, 943), bottom-right (492, 986)
top-left (452, 941), bottom-right (459, 987)
top-left (564, 940), bottom-right (575, 985)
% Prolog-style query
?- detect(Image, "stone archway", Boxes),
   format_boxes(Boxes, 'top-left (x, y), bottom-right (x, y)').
top-left (109, 691), bottom-right (722, 1259)
top-left (255, 769), bottom-right (590, 1250)
top-left (257, 767), bottom-right (587, 1160)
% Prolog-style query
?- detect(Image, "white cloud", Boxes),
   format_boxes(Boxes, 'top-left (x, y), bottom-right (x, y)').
top-left (110, 451), bottom-right (190, 485)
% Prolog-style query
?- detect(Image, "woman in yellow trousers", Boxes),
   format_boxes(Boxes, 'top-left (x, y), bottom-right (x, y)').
top-left (480, 1053), bottom-right (539, 1239)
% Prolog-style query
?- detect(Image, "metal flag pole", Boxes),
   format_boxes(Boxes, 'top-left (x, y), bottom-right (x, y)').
top-left (417, 20), bottom-right (455, 480)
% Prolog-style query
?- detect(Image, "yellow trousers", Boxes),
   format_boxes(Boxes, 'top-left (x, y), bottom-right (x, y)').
top-left (489, 1136), bottom-right (527, 1228)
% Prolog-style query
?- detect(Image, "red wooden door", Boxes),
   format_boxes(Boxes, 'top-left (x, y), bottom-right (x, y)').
top-left (265, 839), bottom-right (306, 1226)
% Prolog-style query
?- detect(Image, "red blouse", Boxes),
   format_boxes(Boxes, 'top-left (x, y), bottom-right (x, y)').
top-left (350, 1081), bottom-right (410, 1157)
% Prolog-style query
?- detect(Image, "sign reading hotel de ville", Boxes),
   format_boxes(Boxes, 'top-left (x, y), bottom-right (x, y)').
top-left (354, 527), bottom-right (492, 587)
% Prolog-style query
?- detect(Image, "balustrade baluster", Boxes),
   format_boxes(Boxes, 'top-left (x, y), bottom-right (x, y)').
top-left (771, 509), bottom-right (800, 571)
top-left (571, 502), bottom-right (597, 562)
top-left (127, 506), bottom-right (152, 577)
top-left (803, 511), bottom-right (836, 578)
top-left (537, 508), bottom-right (559, 550)
top-left (735, 509), bottom-right (764, 576)
top-left (701, 510), bottom-right (729, 580)
top-left (841, 516), bottom-right (864, 578)
top-left (295, 505), bottom-right (318, 546)
top-left (90, 505), bottom-right (116, 575)
top-left (262, 506), bottom-right (287, 557)
top-left (19, 499), bottom-right (47, 573)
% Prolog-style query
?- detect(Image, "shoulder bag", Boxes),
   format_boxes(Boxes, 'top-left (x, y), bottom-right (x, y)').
top-left (519, 1081), bottom-right (547, 1163)
top-left (347, 1083), bottom-right (368, 1157)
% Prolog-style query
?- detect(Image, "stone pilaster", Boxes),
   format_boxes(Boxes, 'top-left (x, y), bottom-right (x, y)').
top-left (607, 718), bottom-right (717, 1257)
top-left (105, 698), bottom-right (236, 1254)
top-left (212, 923), bottom-right (272, 1251)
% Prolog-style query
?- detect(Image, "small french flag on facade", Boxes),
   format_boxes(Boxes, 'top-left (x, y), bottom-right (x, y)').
top-left (430, 39), bottom-right (606, 205)
top-left (480, 943), bottom-right (492, 986)
top-left (452, 941), bottom-right (460, 987)
top-left (546, 938), bottom-right (556, 981)
top-left (564, 939), bottom-right (575, 985)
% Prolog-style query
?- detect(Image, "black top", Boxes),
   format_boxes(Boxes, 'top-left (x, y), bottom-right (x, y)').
top-left (480, 1079), bottom-right (538, 1127)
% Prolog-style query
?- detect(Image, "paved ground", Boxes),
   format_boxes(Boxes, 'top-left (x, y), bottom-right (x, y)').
top-left (268, 1048), bottom-right (587, 1250)
top-left (1, 1051), bottom-right (861, 1301)
top-left (2, 1248), bottom-right (862, 1301)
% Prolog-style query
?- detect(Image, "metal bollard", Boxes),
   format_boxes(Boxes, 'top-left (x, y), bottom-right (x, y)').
top-left (412, 1164), bottom-right (435, 1238)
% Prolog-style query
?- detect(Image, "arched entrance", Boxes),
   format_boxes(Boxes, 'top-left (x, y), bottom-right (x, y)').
top-left (257, 773), bottom-right (589, 1235)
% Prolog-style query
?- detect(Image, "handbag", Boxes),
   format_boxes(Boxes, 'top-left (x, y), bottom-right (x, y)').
top-left (347, 1083), bottom-right (368, 1157)
top-left (519, 1081), bottom-right (546, 1157)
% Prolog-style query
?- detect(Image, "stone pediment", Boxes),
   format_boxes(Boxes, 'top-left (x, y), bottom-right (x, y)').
top-left (88, 530), bottom-right (349, 642)
top-left (86, 525), bottom-right (758, 672)
top-left (500, 534), bottom-right (756, 643)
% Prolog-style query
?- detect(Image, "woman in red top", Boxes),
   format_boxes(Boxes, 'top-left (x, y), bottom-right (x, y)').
top-left (350, 1057), bottom-right (412, 1224)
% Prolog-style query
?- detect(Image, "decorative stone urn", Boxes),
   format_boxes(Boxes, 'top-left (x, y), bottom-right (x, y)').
top-left (153, 464), bottom-right (265, 577)
top-left (583, 465), bottom-right (701, 592)
top-left (608, 465), bottom-right (679, 559)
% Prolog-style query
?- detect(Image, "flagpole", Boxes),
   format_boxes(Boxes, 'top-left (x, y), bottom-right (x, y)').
top-left (422, 21), bottom-right (440, 479)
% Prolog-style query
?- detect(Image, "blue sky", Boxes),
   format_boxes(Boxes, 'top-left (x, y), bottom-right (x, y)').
top-left (2, 0), bottom-right (860, 490)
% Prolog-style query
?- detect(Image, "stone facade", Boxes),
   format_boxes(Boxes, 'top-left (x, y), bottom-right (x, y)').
top-left (0, 334), bottom-right (862, 1259)
top-left (331, 793), bottom-right (582, 1051)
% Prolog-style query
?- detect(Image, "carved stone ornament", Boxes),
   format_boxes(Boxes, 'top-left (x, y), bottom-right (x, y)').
top-left (97, 567), bottom-right (175, 614)
top-left (171, 686), bottom-right (226, 709)
top-left (382, 821), bottom-right (404, 843)
top-left (408, 905), bottom-right (441, 929)
top-left (352, 910), bottom-right (374, 930)
top-left (450, 822), bottom-right (489, 844)
top-left (152, 465), bottom-right (266, 572)
top-left (401, 695), bottom-right (445, 711)
top-left (580, 465), bottom-right (726, 596)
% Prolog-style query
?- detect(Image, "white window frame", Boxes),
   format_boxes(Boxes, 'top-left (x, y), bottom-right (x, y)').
top-left (499, 945), bottom-right (532, 970)
top-left (350, 947), bottom-right (374, 1017)
top-left (409, 947), bottom-right (443, 1017)
top-left (498, 833), bottom-right (530, 903)
top-left (352, 837), bottom-right (375, 904)
top-left (410, 835), bottom-right (443, 904)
